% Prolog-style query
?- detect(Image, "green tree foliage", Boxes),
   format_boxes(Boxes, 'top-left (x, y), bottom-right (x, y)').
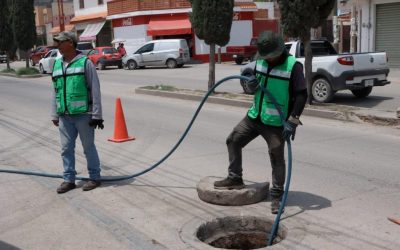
top-left (189, 0), bottom-right (234, 90)
top-left (14, 0), bottom-right (37, 68)
top-left (278, 0), bottom-right (335, 104)
top-left (0, 1), bottom-right (15, 70)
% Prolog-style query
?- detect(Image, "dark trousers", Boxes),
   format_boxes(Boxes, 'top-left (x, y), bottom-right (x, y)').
top-left (227, 116), bottom-right (286, 199)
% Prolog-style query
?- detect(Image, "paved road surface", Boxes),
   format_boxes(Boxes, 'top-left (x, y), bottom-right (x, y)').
top-left (0, 75), bottom-right (399, 249)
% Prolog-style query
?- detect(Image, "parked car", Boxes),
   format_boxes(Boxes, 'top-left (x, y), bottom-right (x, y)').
top-left (226, 37), bottom-right (258, 65)
top-left (122, 39), bottom-right (190, 70)
top-left (77, 42), bottom-right (94, 56)
top-left (38, 49), bottom-right (61, 74)
top-left (0, 51), bottom-right (7, 63)
top-left (240, 39), bottom-right (390, 102)
top-left (87, 47), bottom-right (123, 70)
top-left (30, 45), bottom-right (56, 66)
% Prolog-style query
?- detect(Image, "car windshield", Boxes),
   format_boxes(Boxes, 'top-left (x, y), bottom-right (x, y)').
top-left (102, 48), bottom-right (118, 54)
top-left (77, 43), bottom-right (93, 50)
top-left (44, 51), bottom-right (52, 58)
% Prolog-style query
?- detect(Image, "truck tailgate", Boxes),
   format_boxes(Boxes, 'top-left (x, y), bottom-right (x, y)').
top-left (352, 52), bottom-right (388, 71)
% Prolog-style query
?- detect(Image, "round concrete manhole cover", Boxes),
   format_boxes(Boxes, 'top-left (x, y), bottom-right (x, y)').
top-left (197, 176), bottom-right (269, 206)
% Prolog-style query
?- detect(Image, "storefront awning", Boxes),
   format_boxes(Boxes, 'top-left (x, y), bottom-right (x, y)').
top-left (51, 24), bottom-right (75, 34)
top-left (79, 21), bottom-right (106, 41)
top-left (147, 16), bottom-right (191, 36)
top-left (70, 12), bottom-right (107, 24)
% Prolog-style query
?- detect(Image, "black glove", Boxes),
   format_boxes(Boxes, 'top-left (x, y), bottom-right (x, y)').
top-left (52, 119), bottom-right (59, 127)
top-left (89, 119), bottom-right (104, 129)
top-left (282, 120), bottom-right (297, 141)
top-left (243, 74), bottom-right (259, 93)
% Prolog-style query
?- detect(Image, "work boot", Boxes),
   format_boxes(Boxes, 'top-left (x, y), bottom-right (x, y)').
top-left (214, 177), bottom-right (244, 190)
top-left (271, 198), bottom-right (285, 214)
top-left (82, 180), bottom-right (101, 191)
top-left (56, 182), bottom-right (76, 194)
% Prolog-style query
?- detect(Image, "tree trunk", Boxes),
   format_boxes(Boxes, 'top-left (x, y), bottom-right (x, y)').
top-left (208, 43), bottom-right (216, 91)
top-left (303, 32), bottom-right (313, 105)
top-left (25, 51), bottom-right (29, 68)
top-left (6, 54), bottom-right (11, 70)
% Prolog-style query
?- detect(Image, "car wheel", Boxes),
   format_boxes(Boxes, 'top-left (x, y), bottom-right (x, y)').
top-left (127, 60), bottom-right (137, 70)
top-left (240, 67), bottom-right (257, 95)
top-left (351, 87), bottom-right (373, 98)
top-left (235, 57), bottom-right (244, 65)
top-left (166, 59), bottom-right (177, 69)
top-left (118, 63), bottom-right (123, 69)
top-left (97, 62), bottom-right (105, 70)
top-left (39, 64), bottom-right (46, 74)
top-left (312, 78), bottom-right (334, 103)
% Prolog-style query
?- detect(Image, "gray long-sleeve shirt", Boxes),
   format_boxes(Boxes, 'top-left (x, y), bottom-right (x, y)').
top-left (51, 53), bottom-right (102, 120)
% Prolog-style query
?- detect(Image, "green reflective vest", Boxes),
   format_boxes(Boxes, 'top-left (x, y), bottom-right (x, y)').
top-left (247, 56), bottom-right (296, 126)
top-left (52, 56), bottom-right (89, 115)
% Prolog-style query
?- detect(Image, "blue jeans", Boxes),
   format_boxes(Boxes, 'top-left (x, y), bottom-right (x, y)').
top-left (59, 114), bottom-right (101, 182)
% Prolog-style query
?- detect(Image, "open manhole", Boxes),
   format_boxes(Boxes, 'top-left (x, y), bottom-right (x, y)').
top-left (196, 216), bottom-right (287, 249)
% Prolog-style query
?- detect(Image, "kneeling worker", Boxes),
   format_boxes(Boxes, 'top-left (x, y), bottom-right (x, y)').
top-left (214, 31), bottom-right (307, 214)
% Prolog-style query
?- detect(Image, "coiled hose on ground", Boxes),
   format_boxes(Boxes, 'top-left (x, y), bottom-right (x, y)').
top-left (0, 75), bottom-right (292, 246)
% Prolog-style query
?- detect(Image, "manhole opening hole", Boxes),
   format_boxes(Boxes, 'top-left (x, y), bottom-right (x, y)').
top-left (196, 216), bottom-right (287, 249)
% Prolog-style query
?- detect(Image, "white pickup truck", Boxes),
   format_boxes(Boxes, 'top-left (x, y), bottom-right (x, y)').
top-left (240, 40), bottom-right (390, 102)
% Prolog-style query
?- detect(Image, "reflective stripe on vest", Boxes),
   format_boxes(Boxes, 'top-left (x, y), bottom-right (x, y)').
top-left (247, 56), bottom-right (296, 126)
top-left (52, 57), bottom-right (89, 115)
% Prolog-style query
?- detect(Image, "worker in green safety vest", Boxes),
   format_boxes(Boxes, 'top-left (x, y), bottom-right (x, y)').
top-left (50, 31), bottom-right (104, 194)
top-left (214, 31), bottom-right (308, 214)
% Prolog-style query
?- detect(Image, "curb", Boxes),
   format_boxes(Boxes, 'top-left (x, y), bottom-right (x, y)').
top-left (0, 72), bottom-right (44, 78)
top-left (135, 88), bottom-right (252, 108)
top-left (135, 88), bottom-right (399, 126)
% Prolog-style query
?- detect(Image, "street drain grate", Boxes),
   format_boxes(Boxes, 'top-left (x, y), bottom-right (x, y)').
top-left (196, 216), bottom-right (286, 249)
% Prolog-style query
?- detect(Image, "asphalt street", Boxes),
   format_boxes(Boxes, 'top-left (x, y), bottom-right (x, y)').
top-left (0, 62), bottom-right (400, 249)
top-left (2, 60), bottom-right (400, 112)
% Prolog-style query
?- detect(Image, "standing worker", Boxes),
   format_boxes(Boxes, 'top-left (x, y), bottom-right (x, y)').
top-left (51, 31), bottom-right (104, 194)
top-left (117, 43), bottom-right (126, 57)
top-left (214, 31), bottom-right (308, 214)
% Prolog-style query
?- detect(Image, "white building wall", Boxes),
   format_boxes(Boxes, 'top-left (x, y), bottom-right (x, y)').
top-left (357, 0), bottom-right (400, 52)
top-left (113, 25), bottom-right (151, 55)
top-left (73, 0), bottom-right (111, 16)
top-left (195, 20), bottom-right (252, 55)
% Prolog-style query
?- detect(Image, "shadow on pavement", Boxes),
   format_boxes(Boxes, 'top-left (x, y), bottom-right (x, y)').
top-left (0, 241), bottom-right (21, 250)
top-left (328, 92), bottom-right (393, 109)
top-left (76, 176), bottom-right (135, 189)
top-left (285, 191), bottom-right (332, 211)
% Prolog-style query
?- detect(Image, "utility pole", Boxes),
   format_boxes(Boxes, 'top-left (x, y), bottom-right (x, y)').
top-left (57, 0), bottom-right (65, 32)
top-left (332, 0), bottom-right (339, 52)
top-left (350, 4), bottom-right (357, 52)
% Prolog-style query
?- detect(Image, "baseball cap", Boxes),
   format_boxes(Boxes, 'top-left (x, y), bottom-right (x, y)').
top-left (256, 31), bottom-right (285, 60)
top-left (53, 31), bottom-right (77, 44)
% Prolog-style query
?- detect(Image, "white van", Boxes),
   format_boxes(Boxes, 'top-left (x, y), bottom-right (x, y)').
top-left (122, 39), bottom-right (190, 70)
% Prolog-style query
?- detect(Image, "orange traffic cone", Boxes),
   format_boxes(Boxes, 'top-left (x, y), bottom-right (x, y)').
top-left (388, 217), bottom-right (400, 225)
top-left (108, 97), bottom-right (135, 143)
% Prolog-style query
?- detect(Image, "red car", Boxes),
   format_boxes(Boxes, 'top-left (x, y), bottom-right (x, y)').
top-left (30, 45), bottom-right (56, 66)
top-left (87, 47), bottom-right (123, 70)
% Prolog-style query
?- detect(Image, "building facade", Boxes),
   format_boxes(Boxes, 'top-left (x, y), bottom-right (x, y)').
top-left (106, 0), bottom-right (278, 61)
top-left (70, 0), bottom-right (113, 46)
top-left (339, 0), bottom-right (400, 67)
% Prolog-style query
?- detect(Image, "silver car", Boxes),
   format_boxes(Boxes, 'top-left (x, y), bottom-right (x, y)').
top-left (123, 39), bottom-right (190, 70)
